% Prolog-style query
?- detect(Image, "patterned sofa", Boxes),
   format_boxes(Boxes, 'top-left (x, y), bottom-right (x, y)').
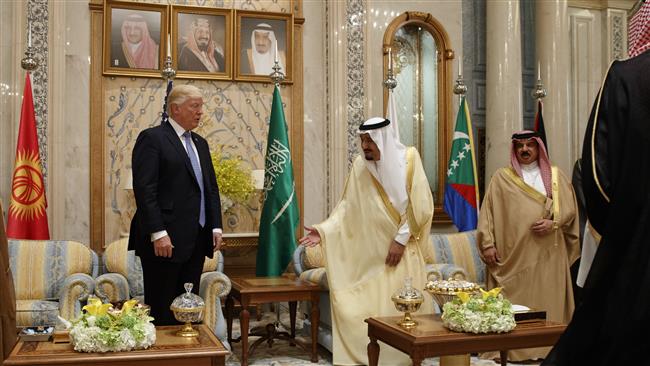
top-left (8, 239), bottom-right (99, 327)
top-left (94, 238), bottom-right (232, 349)
top-left (292, 230), bottom-right (484, 351)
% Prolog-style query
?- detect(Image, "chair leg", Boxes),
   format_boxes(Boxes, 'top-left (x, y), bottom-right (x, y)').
top-left (256, 304), bottom-right (263, 321)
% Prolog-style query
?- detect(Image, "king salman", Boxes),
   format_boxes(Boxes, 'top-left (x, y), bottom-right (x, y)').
top-left (299, 117), bottom-right (435, 365)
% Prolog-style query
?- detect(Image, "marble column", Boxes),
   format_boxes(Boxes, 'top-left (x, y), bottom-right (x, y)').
top-left (536, 0), bottom-right (572, 175)
top-left (485, 0), bottom-right (522, 182)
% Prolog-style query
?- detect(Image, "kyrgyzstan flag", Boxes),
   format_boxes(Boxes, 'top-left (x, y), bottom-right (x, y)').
top-left (6, 73), bottom-right (50, 239)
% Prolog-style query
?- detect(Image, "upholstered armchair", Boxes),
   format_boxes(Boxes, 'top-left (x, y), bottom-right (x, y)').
top-left (428, 230), bottom-right (485, 287)
top-left (8, 239), bottom-right (99, 327)
top-left (292, 229), bottom-right (483, 351)
top-left (94, 238), bottom-right (232, 349)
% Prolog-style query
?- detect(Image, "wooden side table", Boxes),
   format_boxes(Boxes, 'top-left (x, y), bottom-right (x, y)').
top-left (4, 324), bottom-right (229, 366)
top-left (225, 276), bottom-right (320, 366)
top-left (365, 315), bottom-right (565, 366)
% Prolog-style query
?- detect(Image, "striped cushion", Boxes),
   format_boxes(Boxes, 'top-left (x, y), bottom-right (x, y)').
top-left (430, 230), bottom-right (485, 286)
top-left (9, 240), bottom-right (97, 300)
top-left (202, 252), bottom-right (220, 272)
top-left (15, 300), bottom-right (59, 327)
top-left (304, 245), bottom-right (325, 269)
top-left (103, 238), bottom-right (145, 298)
top-left (104, 239), bottom-right (223, 298)
top-left (299, 268), bottom-right (328, 290)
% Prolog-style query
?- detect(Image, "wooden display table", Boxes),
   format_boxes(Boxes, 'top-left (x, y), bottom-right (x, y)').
top-left (4, 324), bottom-right (228, 366)
top-left (225, 276), bottom-right (320, 366)
top-left (365, 315), bottom-right (566, 366)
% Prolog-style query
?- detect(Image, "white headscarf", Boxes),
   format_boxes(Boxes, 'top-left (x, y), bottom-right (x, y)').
top-left (357, 117), bottom-right (408, 215)
top-left (251, 23), bottom-right (283, 75)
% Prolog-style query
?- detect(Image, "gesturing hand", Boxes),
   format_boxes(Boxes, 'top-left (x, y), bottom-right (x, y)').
top-left (298, 226), bottom-right (321, 247)
top-left (153, 235), bottom-right (174, 258)
top-left (385, 241), bottom-right (405, 267)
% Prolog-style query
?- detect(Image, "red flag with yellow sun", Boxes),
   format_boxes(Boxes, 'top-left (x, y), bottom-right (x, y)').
top-left (7, 73), bottom-right (49, 239)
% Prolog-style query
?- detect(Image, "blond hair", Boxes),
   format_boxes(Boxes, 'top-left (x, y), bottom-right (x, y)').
top-left (167, 84), bottom-right (203, 115)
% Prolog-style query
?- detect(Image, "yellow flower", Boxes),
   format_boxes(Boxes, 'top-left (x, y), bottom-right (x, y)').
top-left (82, 298), bottom-right (112, 316)
top-left (480, 287), bottom-right (502, 300)
top-left (211, 149), bottom-right (255, 205)
top-left (121, 299), bottom-right (138, 315)
top-left (456, 291), bottom-right (471, 303)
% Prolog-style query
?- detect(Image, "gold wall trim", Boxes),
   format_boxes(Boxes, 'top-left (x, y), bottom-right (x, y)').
top-left (90, 0), bottom-right (105, 253)
top-left (382, 11), bottom-right (454, 224)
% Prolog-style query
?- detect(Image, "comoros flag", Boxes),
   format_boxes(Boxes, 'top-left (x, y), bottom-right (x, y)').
top-left (443, 97), bottom-right (479, 232)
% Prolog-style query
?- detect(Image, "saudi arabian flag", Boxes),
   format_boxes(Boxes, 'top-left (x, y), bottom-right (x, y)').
top-left (443, 97), bottom-right (479, 232)
top-left (256, 85), bottom-right (300, 277)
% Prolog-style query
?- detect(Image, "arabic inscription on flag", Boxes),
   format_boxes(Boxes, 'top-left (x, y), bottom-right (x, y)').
top-left (264, 138), bottom-right (291, 191)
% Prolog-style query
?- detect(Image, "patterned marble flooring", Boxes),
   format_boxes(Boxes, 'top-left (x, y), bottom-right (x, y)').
top-left (224, 308), bottom-right (541, 366)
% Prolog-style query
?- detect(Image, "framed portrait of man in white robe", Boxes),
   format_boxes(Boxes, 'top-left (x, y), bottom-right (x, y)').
top-left (103, 0), bottom-right (168, 78)
top-left (235, 10), bottom-right (293, 83)
top-left (171, 6), bottom-right (232, 80)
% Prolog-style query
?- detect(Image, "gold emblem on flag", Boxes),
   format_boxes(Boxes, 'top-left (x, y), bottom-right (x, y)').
top-left (9, 150), bottom-right (46, 220)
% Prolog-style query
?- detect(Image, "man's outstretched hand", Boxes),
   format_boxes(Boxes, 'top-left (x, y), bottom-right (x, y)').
top-left (385, 240), bottom-right (405, 267)
top-left (298, 226), bottom-right (321, 247)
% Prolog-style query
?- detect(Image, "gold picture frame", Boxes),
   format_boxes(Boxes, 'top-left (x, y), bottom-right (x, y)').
top-left (235, 10), bottom-right (293, 83)
top-left (103, 0), bottom-right (168, 78)
top-left (172, 5), bottom-right (233, 80)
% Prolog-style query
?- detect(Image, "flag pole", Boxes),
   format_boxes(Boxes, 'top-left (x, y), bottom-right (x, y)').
top-left (21, 16), bottom-right (37, 72)
top-left (161, 32), bottom-right (176, 125)
top-left (268, 51), bottom-right (286, 325)
top-left (531, 62), bottom-right (548, 150)
top-left (453, 50), bottom-right (467, 102)
top-left (269, 43), bottom-right (286, 87)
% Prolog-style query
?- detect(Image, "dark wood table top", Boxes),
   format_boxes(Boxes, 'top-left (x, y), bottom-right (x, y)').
top-left (4, 324), bottom-right (229, 365)
top-left (230, 276), bottom-right (321, 294)
top-left (366, 314), bottom-right (566, 354)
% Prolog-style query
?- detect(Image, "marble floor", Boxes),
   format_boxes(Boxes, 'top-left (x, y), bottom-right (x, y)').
top-left (224, 307), bottom-right (541, 366)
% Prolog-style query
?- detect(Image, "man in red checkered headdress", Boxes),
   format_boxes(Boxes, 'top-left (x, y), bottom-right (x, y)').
top-left (477, 130), bottom-right (580, 362)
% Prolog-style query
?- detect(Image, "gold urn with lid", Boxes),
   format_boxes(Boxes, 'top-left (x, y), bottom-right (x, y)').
top-left (391, 277), bottom-right (424, 329)
top-left (170, 283), bottom-right (205, 337)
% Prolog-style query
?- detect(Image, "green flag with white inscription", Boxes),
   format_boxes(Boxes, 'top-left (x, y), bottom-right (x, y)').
top-left (256, 86), bottom-right (299, 276)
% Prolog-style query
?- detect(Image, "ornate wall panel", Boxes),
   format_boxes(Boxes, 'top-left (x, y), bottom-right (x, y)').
top-left (90, 0), bottom-right (302, 263)
top-left (103, 78), bottom-right (291, 245)
top-left (606, 9), bottom-right (627, 61)
top-left (29, 0), bottom-right (48, 179)
top-left (345, 0), bottom-right (365, 166)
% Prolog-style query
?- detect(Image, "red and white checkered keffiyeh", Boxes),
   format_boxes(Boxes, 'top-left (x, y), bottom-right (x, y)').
top-left (629, 1), bottom-right (650, 58)
top-left (510, 130), bottom-right (553, 198)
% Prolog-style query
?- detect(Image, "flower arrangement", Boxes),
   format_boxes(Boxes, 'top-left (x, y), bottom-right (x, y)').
top-left (210, 149), bottom-right (255, 212)
top-left (67, 298), bottom-right (156, 353)
top-left (441, 288), bottom-right (516, 334)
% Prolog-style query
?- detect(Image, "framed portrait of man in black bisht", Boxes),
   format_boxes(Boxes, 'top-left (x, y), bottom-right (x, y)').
top-left (172, 6), bottom-right (232, 80)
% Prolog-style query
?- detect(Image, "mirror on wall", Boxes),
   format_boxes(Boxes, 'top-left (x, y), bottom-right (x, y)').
top-left (383, 11), bottom-right (454, 222)
top-left (390, 25), bottom-right (439, 193)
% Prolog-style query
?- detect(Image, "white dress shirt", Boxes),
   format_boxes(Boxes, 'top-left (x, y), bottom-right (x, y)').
top-left (520, 161), bottom-right (546, 196)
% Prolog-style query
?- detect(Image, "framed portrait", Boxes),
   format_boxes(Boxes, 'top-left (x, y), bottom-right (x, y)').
top-left (172, 6), bottom-right (233, 80)
top-left (235, 11), bottom-right (293, 83)
top-left (103, 0), bottom-right (168, 78)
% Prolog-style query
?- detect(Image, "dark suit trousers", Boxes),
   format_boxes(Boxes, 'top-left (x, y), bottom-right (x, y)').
top-left (140, 227), bottom-right (208, 326)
